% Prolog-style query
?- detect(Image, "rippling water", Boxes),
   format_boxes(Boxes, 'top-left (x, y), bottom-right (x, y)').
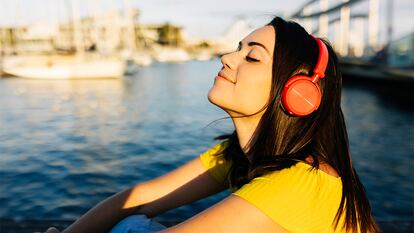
top-left (0, 59), bottom-right (413, 224)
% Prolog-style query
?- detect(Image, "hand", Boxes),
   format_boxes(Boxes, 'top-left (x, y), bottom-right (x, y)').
top-left (44, 227), bottom-right (61, 233)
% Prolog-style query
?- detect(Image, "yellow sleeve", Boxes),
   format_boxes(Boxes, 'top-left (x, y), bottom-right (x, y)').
top-left (232, 162), bottom-right (344, 233)
top-left (198, 141), bottom-right (232, 187)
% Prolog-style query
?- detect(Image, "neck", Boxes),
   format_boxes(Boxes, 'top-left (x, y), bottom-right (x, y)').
top-left (231, 114), bottom-right (262, 155)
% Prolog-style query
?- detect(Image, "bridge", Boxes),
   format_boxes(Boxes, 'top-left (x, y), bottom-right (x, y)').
top-left (289, 0), bottom-right (394, 57)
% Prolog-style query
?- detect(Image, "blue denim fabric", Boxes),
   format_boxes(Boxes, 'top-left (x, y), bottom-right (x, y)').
top-left (108, 214), bottom-right (167, 233)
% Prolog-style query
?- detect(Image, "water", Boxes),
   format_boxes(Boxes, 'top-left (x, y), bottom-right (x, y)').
top-left (0, 59), bottom-right (413, 225)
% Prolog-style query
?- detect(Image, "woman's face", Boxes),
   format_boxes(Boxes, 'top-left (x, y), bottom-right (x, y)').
top-left (208, 26), bottom-right (275, 117)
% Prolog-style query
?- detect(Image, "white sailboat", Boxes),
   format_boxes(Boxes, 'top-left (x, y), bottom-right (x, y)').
top-left (132, 51), bottom-right (153, 67)
top-left (3, 0), bottom-right (125, 79)
top-left (123, 0), bottom-right (153, 69)
top-left (152, 45), bottom-right (191, 63)
top-left (3, 55), bottom-right (125, 79)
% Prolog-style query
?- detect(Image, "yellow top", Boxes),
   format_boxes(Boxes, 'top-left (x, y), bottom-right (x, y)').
top-left (199, 141), bottom-right (353, 233)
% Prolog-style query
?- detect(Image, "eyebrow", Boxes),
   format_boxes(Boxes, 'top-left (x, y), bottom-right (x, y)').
top-left (239, 41), bottom-right (270, 54)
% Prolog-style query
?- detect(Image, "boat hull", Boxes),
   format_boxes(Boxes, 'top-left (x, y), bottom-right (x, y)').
top-left (3, 56), bottom-right (126, 79)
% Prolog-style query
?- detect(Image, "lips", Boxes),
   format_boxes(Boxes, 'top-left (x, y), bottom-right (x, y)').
top-left (217, 70), bottom-right (235, 84)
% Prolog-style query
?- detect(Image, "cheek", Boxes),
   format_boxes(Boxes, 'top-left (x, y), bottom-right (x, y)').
top-left (235, 66), bottom-right (272, 114)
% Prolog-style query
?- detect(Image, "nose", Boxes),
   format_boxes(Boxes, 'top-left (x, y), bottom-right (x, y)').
top-left (220, 52), bottom-right (236, 70)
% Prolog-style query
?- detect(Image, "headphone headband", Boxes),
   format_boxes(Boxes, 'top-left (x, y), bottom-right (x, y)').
top-left (310, 35), bottom-right (329, 80)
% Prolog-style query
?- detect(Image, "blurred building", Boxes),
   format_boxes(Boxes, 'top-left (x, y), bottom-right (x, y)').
top-left (0, 8), bottom-right (185, 56)
top-left (0, 27), bottom-right (27, 56)
top-left (138, 23), bottom-right (184, 47)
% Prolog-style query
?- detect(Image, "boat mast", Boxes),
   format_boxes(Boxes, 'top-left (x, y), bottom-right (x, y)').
top-left (87, 0), bottom-right (100, 53)
top-left (386, 0), bottom-right (393, 45)
top-left (124, 0), bottom-right (136, 51)
top-left (70, 0), bottom-right (84, 57)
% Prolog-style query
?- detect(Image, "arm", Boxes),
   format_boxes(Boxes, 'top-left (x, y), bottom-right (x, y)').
top-left (59, 185), bottom-right (140, 233)
top-left (155, 194), bottom-right (288, 233)
top-left (54, 157), bottom-right (227, 233)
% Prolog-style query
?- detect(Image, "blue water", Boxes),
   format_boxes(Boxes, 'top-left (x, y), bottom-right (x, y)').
top-left (0, 59), bottom-right (413, 224)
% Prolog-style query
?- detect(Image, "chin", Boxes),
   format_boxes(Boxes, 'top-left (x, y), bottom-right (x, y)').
top-left (207, 86), bottom-right (247, 116)
top-left (207, 88), bottom-right (219, 105)
top-left (207, 87), bottom-right (227, 109)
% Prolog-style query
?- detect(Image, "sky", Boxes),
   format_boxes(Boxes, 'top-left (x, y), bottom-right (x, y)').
top-left (0, 0), bottom-right (413, 43)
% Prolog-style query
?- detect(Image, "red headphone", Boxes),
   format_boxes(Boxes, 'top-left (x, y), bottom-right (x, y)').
top-left (281, 36), bottom-right (329, 117)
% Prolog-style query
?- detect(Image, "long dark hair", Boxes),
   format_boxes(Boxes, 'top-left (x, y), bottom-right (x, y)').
top-left (214, 17), bottom-right (378, 232)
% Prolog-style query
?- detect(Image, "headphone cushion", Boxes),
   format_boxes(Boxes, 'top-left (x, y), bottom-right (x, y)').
top-left (281, 75), bottom-right (321, 116)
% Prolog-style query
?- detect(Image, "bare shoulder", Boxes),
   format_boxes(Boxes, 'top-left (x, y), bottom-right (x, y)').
top-left (157, 194), bottom-right (288, 233)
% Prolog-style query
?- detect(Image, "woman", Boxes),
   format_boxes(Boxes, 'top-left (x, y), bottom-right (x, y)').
top-left (45, 16), bottom-right (378, 233)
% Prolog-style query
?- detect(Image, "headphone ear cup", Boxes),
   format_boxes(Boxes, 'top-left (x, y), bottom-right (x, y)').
top-left (281, 75), bottom-right (322, 116)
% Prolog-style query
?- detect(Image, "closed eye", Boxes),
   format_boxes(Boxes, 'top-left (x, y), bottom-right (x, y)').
top-left (246, 56), bottom-right (260, 62)
top-left (237, 41), bottom-right (260, 62)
